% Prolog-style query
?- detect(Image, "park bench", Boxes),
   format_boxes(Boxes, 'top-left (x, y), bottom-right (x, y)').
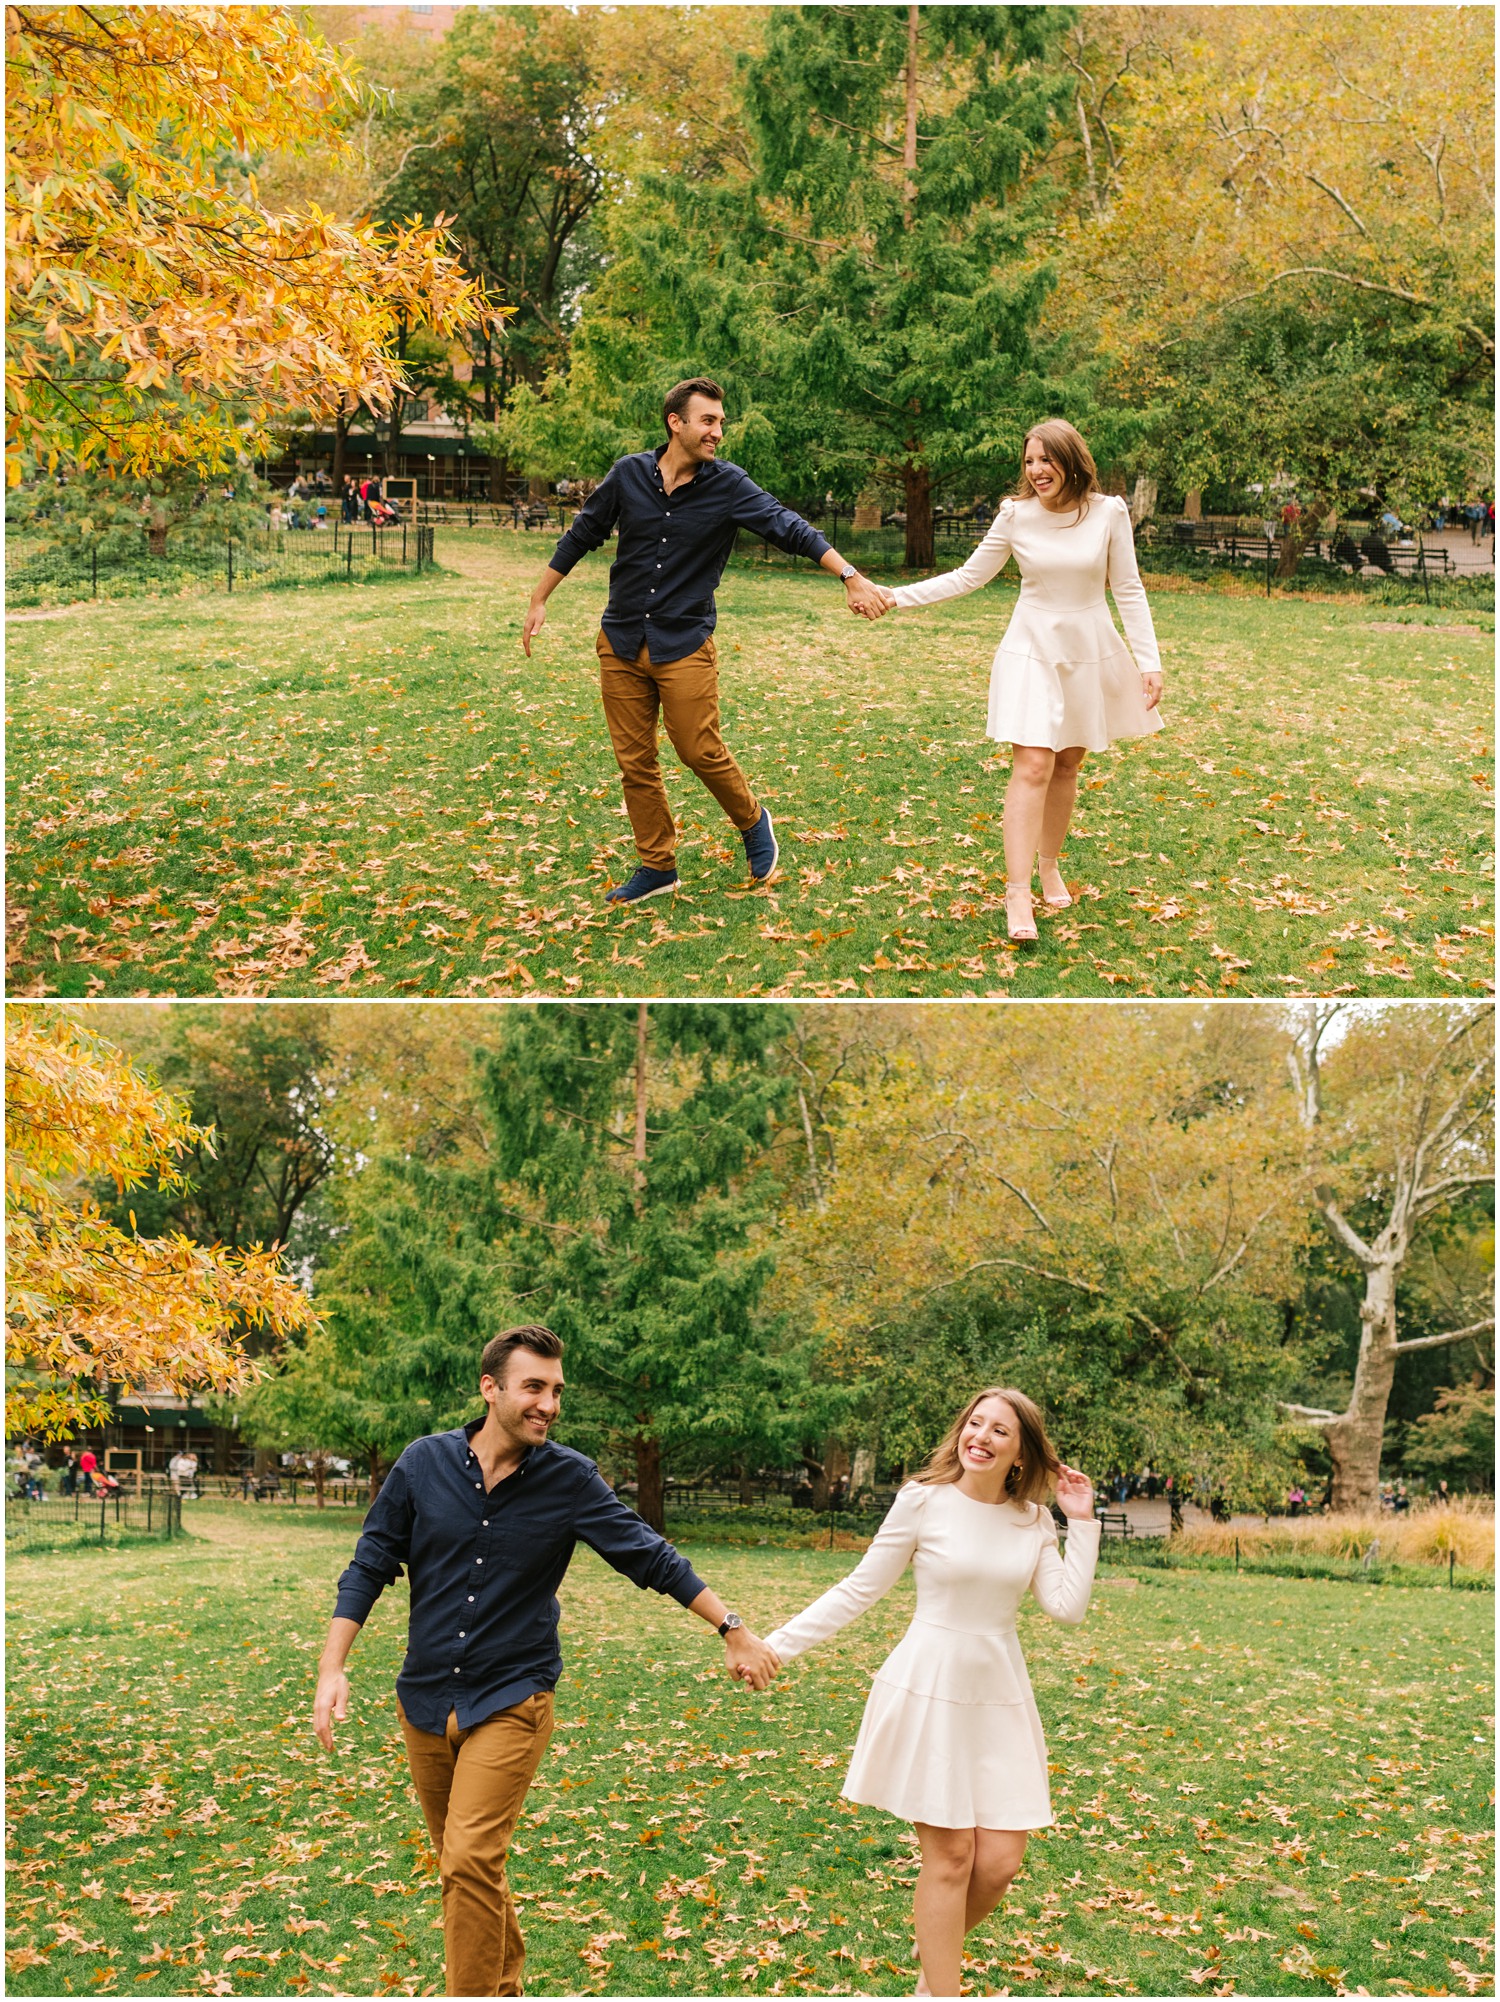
top-left (1096, 1510), bottom-right (1133, 1539)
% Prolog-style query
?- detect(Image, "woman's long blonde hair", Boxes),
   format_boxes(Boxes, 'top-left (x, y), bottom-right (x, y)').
top-left (1014, 419), bottom-right (1101, 518)
top-left (910, 1386), bottom-right (1061, 1508)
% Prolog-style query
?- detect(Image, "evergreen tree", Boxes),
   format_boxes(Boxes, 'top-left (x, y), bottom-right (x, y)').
top-left (254, 1003), bottom-right (828, 1527)
top-left (500, 5), bottom-right (1074, 564)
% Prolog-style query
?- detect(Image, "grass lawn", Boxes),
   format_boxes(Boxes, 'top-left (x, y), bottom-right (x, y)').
top-left (5, 531), bottom-right (1492, 998)
top-left (6, 1503), bottom-right (1493, 1997)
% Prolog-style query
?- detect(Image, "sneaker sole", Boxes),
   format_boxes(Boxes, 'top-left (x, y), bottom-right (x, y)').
top-left (605, 880), bottom-right (679, 905)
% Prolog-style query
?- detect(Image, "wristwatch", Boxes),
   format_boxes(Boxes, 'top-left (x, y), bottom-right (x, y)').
top-left (717, 1612), bottom-right (744, 1638)
top-left (839, 564), bottom-right (858, 584)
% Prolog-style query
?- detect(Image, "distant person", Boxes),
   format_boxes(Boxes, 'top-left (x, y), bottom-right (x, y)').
top-left (1361, 529), bottom-right (1394, 575)
top-left (342, 476), bottom-right (359, 524)
top-left (59, 1451), bottom-right (78, 1497)
top-left (78, 1446), bottom-right (98, 1495)
top-left (522, 377), bottom-right (888, 905)
top-left (1466, 499), bottom-right (1485, 543)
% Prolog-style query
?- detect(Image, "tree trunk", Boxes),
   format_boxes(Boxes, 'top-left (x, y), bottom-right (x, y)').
top-left (902, 4), bottom-right (919, 227)
top-left (636, 1430), bottom-right (665, 1534)
top-left (903, 459), bottom-right (933, 568)
top-left (368, 1444), bottom-right (385, 1502)
top-left (1276, 491), bottom-right (1331, 578)
top-left (634, 1002), bottom-right (649, 1209)
top-left (736, 1458), bottom-right (755, 1506)
top-left (1326, 1260), bottom-right (1400, 1509)
top-left (488, 453), bottom-right (508, 504)
top-left (313, 1451), bottom-right (327, 1511)
top-left (331, 406), bottom-right (348, 497)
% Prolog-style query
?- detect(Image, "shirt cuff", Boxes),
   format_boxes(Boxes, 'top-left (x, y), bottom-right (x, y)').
top-left (668, 1562), bottom-right (709, 1608)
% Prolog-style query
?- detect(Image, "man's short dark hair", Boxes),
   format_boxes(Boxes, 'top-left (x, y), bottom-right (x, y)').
top-left (480, 1324), bottom-right (563, 1386)
top-left (663, 377), bottom-right (724, 430)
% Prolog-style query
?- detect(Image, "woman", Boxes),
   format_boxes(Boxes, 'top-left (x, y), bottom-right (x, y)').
top-left (878, 421), bottom-right (1164, 942)
top-left (762, 1388), bottom-right (1100, 1997)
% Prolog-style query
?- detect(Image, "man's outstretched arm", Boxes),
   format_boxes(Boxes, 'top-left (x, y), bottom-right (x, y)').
top-left (524, 470), bottom-right (622, 655)
top-left (313, 1616), bottom-right (362, 1749)
top-left (522, 566), bottom-right (565, 657)
top-left (310, 1461), bottom-right (414, 1750)
top-left (573, 1471), bottom-right (780, 1689)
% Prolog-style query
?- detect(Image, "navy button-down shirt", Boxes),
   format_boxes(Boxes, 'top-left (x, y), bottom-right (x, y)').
top-left (334, 1424), bottom-right (708, 1734)
top-left (548, 446), bottom-right (832, 664)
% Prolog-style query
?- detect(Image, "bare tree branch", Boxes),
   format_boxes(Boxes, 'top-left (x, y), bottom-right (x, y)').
top-left (1393, 1317), bottom-right (1494, 1355)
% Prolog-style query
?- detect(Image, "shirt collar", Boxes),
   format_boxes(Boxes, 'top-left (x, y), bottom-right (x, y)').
top-left (652, 442), bottom-right (715, 490)
top-left (460, 1416), bottom-right (538, 1476)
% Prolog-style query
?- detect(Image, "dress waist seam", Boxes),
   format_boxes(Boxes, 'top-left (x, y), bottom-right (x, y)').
top-left (906, 1616), bottom-right (1019, 1638)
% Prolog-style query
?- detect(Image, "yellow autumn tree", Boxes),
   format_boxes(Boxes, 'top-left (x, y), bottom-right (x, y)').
top-left (6, 1011), bottom-right (317, 1440)
top-left (1043, 7), bottom-right (1494, 523)
top-left (5, 5), bottom-right (505, 480)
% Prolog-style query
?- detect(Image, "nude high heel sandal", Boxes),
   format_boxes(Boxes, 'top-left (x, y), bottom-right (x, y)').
top-left (1004, 881), bottom-right (1038, 942)
top-left (1037, 853), bottom-right (1072, 909)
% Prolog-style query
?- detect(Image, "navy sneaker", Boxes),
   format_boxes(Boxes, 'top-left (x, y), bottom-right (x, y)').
top-left (605, 864), bottom-right (679, 905)
top-left (742, 807), bottom-right (779, 882)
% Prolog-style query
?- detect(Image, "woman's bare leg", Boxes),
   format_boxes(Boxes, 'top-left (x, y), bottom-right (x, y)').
top-left (1038, 748), bottom-right (1086, 903)
top-left (1003, 746), bottom-right (1055, 888)
top-left (964, 1828), bottom-right (1028, 1932)
top-left (913, 1823), bottom-right (975, 1996)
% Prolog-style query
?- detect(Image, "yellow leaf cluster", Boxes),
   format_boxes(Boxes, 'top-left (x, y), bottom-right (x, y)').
top-left (5, 1011), bottom-right (317, 1439)
top-left (1048, 7), bottom-right (1494, 374)
top-left (5, 5), bottom-right (506, 480)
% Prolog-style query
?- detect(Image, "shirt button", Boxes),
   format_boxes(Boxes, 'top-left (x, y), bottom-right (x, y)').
top-left (454, 1667), bottom-right (460, 1674)
top-left (468, 1595), bottom-right (475, 1603)
top-left (474, 1482), bottom-right (481, 1489)
top-left (476, 1556), bottom-right (483, 1564)
top-left (459, 1630), bottom-right (466, 1637)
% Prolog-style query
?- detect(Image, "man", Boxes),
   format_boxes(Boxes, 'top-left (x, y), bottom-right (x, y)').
top-left (522, 377), bottom-right (889, 904)
top-left (311, 1325), bottom-right (779, 1998)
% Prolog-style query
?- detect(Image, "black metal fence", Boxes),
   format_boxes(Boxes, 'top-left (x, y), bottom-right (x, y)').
top-left (5, 1489), bottom-right (183, 1553)
top-left (5, 524), bottom-right (437, 608)
top-left (1137, 522), bottom-right (1493, 610)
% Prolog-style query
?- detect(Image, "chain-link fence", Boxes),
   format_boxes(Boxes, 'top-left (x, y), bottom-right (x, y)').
top-left (5, 523), bottom-right (437, 608)
top-left (5, 1488), bottom-right (184, 1553)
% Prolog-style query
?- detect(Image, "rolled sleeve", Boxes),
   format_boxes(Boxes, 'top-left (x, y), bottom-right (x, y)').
top-left (729, 472), bottom-right (832, 564)
top-left (333, 1459), bottom-right (413, 1625)
top-left (549, 469), bottom-right (621, 576)
top-left (573, 1469), bottom-right (707, 1606)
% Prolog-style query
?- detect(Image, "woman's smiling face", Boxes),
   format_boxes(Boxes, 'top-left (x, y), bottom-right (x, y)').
top-left (1024, 436), bottom-right (1062, 504)
top-left (958, 1395), bottom-right (1022, 1483)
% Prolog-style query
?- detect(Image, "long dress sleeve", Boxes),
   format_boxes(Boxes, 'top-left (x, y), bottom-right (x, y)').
top-left (766, 1484), bottom-right (926, 1661)
top-left (1104, 496), bottom-right (1162, 676)
top-left (1028, 1510), bottom-right (1101, 1626)
top-left (890, 502), bottom-right (1015, 609)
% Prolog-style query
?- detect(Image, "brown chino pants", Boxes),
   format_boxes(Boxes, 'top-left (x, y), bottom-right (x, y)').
top-left (399, 1693), bottom-right (554, 1997)
top-left (596, 630), bottom-right (760, 870)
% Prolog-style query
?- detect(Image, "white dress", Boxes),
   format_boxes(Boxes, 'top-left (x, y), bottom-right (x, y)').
top-left (890, 493), bottom-right (1165, 752)
top-left (766, 1484), bottom-right (1101, 1830)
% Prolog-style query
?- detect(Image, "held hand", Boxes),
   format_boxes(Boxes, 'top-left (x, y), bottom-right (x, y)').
top-left (1142, 671), bottom-right (1163, 712)
top-left (845, 575), bottom-right (894, 620)
top-left (312, 1666), bottom-right (349, 1751)
top-left (725, 1627), bottom-right (781, 1692)
top-left (1054, 1463), bottom-right (1095, 1520)
top-left (521, 599), bottom-right (547, 658)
